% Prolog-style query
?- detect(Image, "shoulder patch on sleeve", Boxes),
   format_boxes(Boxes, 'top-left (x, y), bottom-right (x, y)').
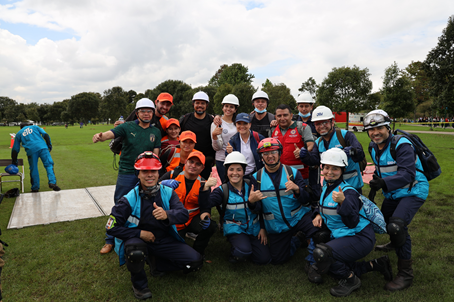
top-left (106, 215), bottom-right (116, 230)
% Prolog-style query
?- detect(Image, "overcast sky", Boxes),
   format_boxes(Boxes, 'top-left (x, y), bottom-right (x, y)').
top-left (0, 0), bottom-right (452, 105)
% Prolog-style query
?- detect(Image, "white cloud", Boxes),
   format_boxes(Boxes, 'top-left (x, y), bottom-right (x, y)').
top-left (0, 0), bottom-right (453, 104)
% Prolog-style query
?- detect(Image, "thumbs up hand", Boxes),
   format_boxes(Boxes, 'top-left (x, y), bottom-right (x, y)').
top-left (293, 143), bottom-right (301, 159)
top-left (332, 186), bottom-right (345, 204)
top-left (203, 172), bottom-right (218, 190)
top-left (285, 174), bottom-right (299, 193)
top-left (226, 142), bottom-right (233, 154)
top-left (249, 184), bottom-right (267, 203)
top-left (152, 202), bottom-right (168, 220)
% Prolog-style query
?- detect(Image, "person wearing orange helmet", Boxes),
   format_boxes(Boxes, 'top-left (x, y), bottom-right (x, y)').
top-left (253, 138), bottom-right (319, 265)
top-left (159, 150), bottom-right (218, 259)
top-left (107, 151), bottom-right (203, 300)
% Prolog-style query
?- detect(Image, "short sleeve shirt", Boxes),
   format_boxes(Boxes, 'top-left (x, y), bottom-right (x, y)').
top-left (112, 121), bottom-right (161, 175)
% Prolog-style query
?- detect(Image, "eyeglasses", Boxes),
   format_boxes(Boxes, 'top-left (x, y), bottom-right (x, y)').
top-left (138, 109), bottom-right (153, 114)
top-left (314, 120), bottom-right (330, 127)
top-left (262, 150), bottom-right (279, 156)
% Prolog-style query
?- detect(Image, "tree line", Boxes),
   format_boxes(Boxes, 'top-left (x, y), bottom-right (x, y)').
top-left (1, 16), bottom-right (453, 125)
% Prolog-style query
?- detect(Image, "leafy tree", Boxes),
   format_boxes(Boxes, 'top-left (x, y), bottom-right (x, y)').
top-left (298, 77), bottom-right (318, 101)
top-left (262, 79), bottom-right (297, 114)
top-left (381, 62), bottom-right (415, 130)
top-left (423, 15), bottom-right (454, 117)
top-left (363, 92), bottom-right (382, 111)
top-left (317, 65), bottom-right (372, 129)
top-left (48, 101), bottom-right (67, 122)
top-left (231, 82), bottom-right (255, 114)
top-left (145, 80), bottom-right (193, 119)
top-left (67, 92), bottom-right (100, 123)
top-left (99, 86), bottom-right (129, 122)
top-left (37, 104), bottom-right (52, 124)
top-left (4, 103), bottom-right (26, 122)
top-left (0, 96), bottom-right (17, 121)
top-left (208, 63), bottom-right (255, 87)
top-left (403, 61), bottom-right (431, 120)
top-left (25, 103), bottom-right (40, 122)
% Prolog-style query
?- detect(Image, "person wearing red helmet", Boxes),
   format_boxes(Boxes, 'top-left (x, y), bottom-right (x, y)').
top-left (107, 151), bottom-right (203, 300)
top-left (253, 138), bottom-right (319, 264)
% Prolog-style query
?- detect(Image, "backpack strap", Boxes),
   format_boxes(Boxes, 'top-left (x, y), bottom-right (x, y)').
top-left (390, 135), bottom-right (402, 161)
top-left (255, 168), bottom-right (263, 190)
top-left (252, 131), bottom-right (260, 143)
top-left (335, 128), bottom-right (347, 148)
top-left (221, 178), bottom-right (252, 216)
top-left (283, 165), bottom-right (294, 182)
top-left (179, 113), bottom-right (191, 130)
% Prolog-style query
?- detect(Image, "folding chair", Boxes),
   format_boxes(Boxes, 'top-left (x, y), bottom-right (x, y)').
top-left (0, 159), bottom-right (25, 193)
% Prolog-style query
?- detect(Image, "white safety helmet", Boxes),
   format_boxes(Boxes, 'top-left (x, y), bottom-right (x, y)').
top-left (251, 90), bottom-right (269, 103)
top-left (320, 148), bottom-right (348, 167)
top-left (135, 98), bottom-right (155, 110)
top-left (192, 91), bottom-right (209, 103)
top-left (311, 106), bottom-right (334, 122)
top-left (363, 110), bottom-right (391, 130)
top-left (224, 151), bottom-right (247, 166)
top-left (296, 92), bottom-right (315, 104)
top-left (221, 94), bottom-right (240, 106)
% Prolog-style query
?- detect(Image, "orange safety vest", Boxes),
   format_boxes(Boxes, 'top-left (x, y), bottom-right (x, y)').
top-left (159, 115), bottom-right (169, 130)
top-left (272, 124), bottom-right (309, 179)
top-left (166, 148), bottom-right (200, 172)
top-left (171, 171), bottom-right (201, 231)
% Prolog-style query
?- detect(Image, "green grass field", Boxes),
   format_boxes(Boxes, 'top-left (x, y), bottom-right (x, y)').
top-left (0, 124), bottom-right (453, 301)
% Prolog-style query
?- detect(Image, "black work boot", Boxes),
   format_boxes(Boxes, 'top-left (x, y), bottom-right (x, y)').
top-left (371, 255), bottom-right (393, 281)
top-left (375, 242), bottom-right (395, 252)
top-left (385, 258), bottom-right (413, 291)
top-left (330, 272), bottom-right (361, 297)
top-left (305, 262), bottom-right (322, 284)
top-left (49, 183), bottom-right (61, 191)
top-left (132, 285), bottom-right (152, 300)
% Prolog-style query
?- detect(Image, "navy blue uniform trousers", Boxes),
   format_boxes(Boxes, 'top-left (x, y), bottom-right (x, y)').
top-left (227, 233), bottom-right (271, 264)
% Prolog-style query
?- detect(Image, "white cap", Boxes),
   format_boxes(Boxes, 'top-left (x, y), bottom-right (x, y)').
top-left (311, 106), bottom-right (334, 122)
top-left (221, 94), bottom-right (239, 106)
top-left (320, 148), bottom-right (348, 167)
top-left (224, 151), bottom-right (247, 166)
top-left (252, 90), bottom-right (269, 102)
top-left (192, 91), bottom-right (209, 103)
top-left (296, 92), bottom-right (315, 104)
top-left (135, 98), bottom-right (155, 110)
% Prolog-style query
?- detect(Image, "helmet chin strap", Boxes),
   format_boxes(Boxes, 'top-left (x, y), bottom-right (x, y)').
top-left (262, 153), bottom-right (281, 169)
top-left (138, 117), bottom-right (151, 123)
top-left (320, 124), bottom-right (333, 137)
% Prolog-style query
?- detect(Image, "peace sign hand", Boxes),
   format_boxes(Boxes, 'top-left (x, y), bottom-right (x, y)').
top-left (332, 186), bottom-right (345, 205)
top-left (248, 184), bottom-right (267, 203)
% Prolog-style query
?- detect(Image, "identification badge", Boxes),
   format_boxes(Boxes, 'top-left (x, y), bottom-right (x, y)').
top-left (106, 215), bottom-right (116, 230)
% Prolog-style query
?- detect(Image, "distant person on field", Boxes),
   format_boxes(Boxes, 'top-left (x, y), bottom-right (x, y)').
top-left (92, 98), bottom-right (162, 255)
top-left (12, 122), bottom-right (61, 192)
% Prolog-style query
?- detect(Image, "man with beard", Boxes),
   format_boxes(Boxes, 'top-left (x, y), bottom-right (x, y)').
top-left (179, 91), bottom-right (215, 179)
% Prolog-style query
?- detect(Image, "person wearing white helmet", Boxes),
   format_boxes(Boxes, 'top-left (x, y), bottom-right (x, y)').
top-left (92, 97), bottom-right (162, 255)
top-left (309, 148), bottom-right (392, 297)
top-left (210, 94), bottom-right (239, 182)
top-left (179, 91), bottom-right (216, 180)
top-left (300, 105), bottom-right (366, 192)
top-left (295, 92), bottom-right (317, 138)
top-left (364, 109), bottom-right (429, 292)
top-left (249, 90), bottom-right (275, 137)
top-left (209, 152), bottom-right (271, 264)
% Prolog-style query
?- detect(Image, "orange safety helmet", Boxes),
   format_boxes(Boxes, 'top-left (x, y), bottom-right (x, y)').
top-left (257, 137), bottom-right (283, 154)
top-left (134, 151), bottom-right (162, 171)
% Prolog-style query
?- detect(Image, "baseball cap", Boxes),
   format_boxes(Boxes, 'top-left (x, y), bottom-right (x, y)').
top-left (179, 131), bottom-right (197, 143)
top-left (235, 113), bottom-right (251, 124)
top-left (156, 92), bottom-right (173, 104)
top-left (165, 118), bottom-right (180, 130)
top-left (187, 150), bottom-right (205, 165)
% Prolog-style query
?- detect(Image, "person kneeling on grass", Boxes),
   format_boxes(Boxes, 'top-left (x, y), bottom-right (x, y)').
top-left (310, 148), bottom-right (392, 297)
top-left (106, 151), bottom-right (203, 300)
top-left (209, 152), bottom-right (271, 264)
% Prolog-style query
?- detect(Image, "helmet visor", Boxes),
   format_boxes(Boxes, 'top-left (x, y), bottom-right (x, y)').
top-left (364, 114), bottom-right (390, 128)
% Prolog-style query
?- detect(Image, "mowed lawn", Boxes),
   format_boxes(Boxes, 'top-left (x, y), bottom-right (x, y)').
top-left (0, 124), bottom-right (453, 301)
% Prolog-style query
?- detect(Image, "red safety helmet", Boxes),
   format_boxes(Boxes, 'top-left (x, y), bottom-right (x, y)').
top-left (134, 151), bottom-right (162, 171)
top-left (257, 138), bottom-right (283, 154)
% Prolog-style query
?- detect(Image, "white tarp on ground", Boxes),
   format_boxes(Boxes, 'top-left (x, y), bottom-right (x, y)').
top-left (7, 186), bottom-right (115, 229)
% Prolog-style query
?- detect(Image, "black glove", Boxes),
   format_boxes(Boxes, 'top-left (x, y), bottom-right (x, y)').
top-left (368, 189), bottom-right (377, 203)
top-left (369, 174), bottom-right (387, 191)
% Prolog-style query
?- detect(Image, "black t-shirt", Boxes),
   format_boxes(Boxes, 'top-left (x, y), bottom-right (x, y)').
top-left (251, 113), bottom-right (271, 137)
top-left (181, 113), bottom-right (215, 157)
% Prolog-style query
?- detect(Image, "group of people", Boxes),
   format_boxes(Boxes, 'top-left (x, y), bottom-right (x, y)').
top-left (91, 90), bottom-right (429, 300)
